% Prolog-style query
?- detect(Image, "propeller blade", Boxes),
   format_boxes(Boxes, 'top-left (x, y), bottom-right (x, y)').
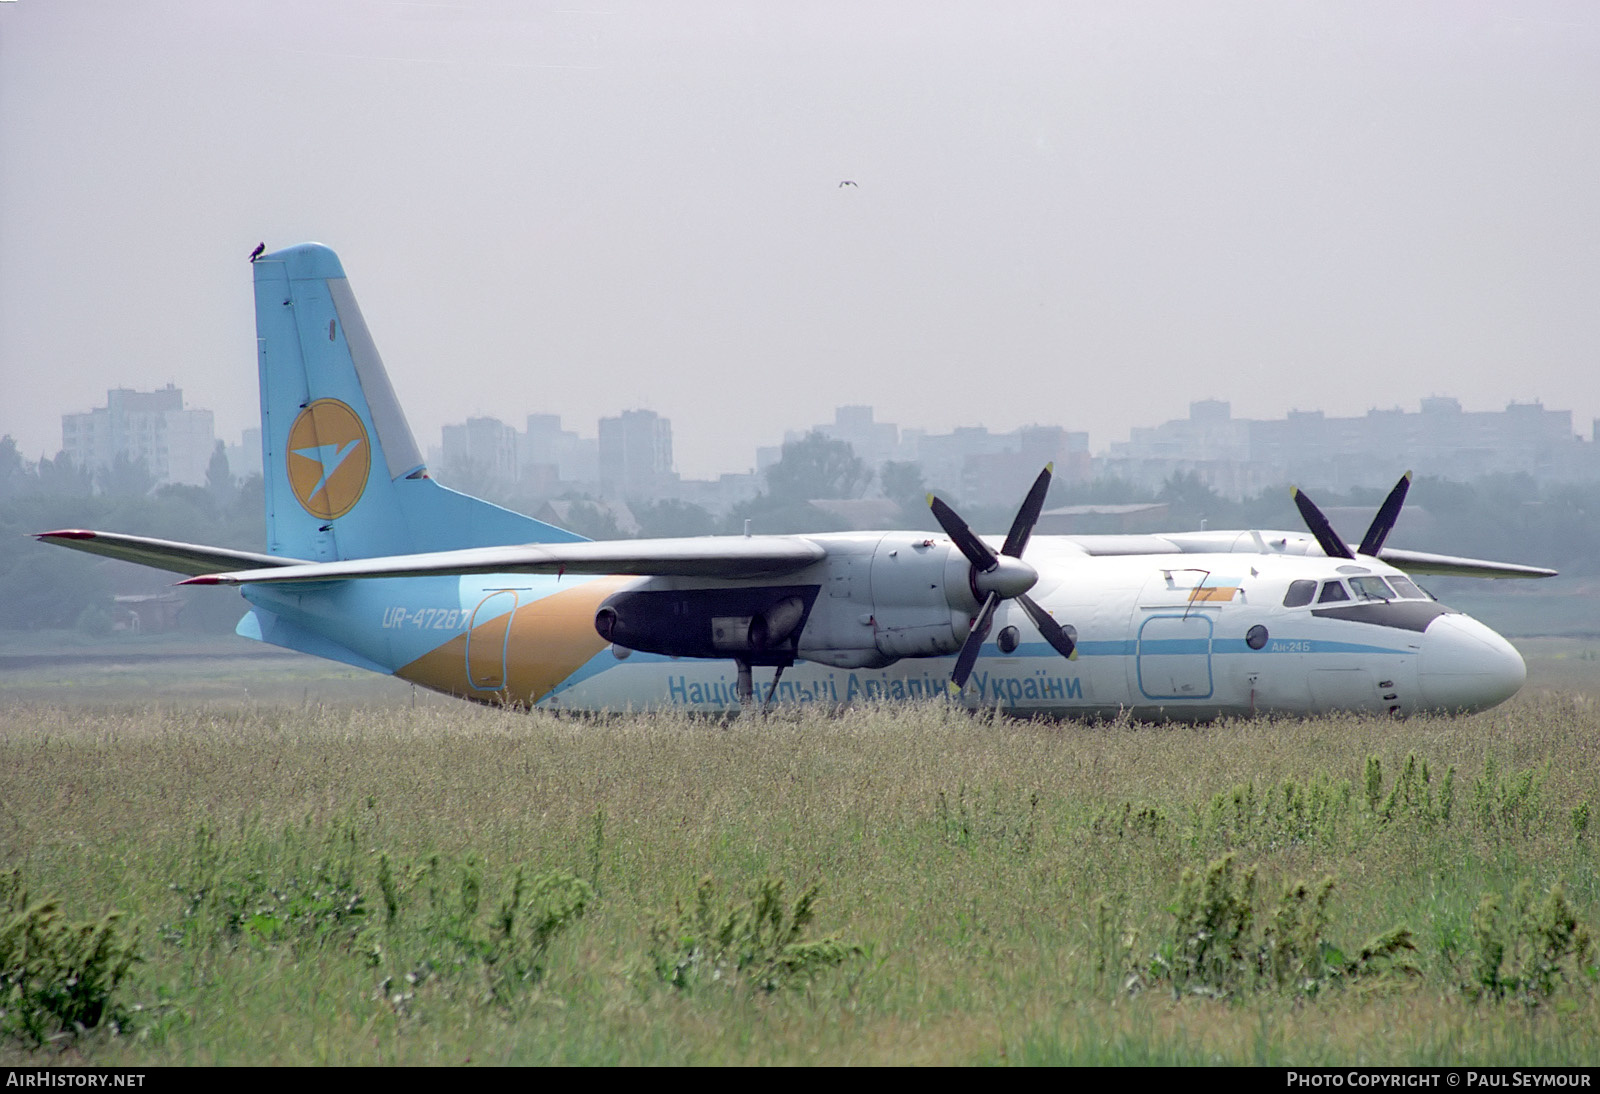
top-left (1291, 486), bottom-right (1355, 560)
top-left (950, 592), bottom-right (999, 691)
top-left (1017, 594), bottom-right (1077, 660)
top-left (932, 468), bottom-right (1079, 691)
top-left (1359, 471), bottom-right (1412, 557)
top-left (929, 494), bottom-right (997, 571)
top-left (1001, 463), bottom-right (1053, 558)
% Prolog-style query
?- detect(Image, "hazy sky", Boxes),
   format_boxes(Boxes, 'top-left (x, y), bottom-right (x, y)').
top-left (3, 1), bottom-right (1597, 480)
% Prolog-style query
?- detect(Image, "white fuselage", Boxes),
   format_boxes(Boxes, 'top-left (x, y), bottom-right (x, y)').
top-left (233, 531), bottom-right (1528, 720)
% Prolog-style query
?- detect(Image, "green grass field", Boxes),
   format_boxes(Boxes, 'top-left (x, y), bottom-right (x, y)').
top-left (0, 638), bottom-right (1596, 1065)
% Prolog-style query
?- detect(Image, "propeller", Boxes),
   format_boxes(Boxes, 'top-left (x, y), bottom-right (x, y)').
top-left (1291, 472), bottom-right (1413, 560)
top-left (928, 465), bottom-right (1077, 694)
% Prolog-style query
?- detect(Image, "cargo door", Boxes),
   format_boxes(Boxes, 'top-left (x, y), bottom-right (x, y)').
top-left (465, 589), bottom-right (519, 691)
top-left (1133, 570), bottom-right (1215, 701)
top-left (1136, 613), bottom-right (1215, 700)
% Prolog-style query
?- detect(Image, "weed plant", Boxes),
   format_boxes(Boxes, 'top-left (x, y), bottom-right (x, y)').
top-left (0, 870), bottom-right (138, 1045)
top-left (649, 875), bottom-right (863, 993)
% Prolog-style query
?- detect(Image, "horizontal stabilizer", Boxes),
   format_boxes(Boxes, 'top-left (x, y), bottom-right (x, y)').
top-left (180, 535), bottom-right (828, 586)
top-left (35, 530), bottom-right (309, 576)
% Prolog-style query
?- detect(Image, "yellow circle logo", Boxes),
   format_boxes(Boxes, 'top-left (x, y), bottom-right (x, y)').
top-left (286, 399), bottom-right (371, 520)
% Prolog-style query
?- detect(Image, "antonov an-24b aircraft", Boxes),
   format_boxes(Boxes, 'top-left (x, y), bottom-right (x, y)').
top-left (39, 244), bottom-right (1556, 720)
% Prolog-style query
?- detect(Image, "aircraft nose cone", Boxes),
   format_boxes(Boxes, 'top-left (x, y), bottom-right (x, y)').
top-left (1417, 613), bottom-right (1526, 713)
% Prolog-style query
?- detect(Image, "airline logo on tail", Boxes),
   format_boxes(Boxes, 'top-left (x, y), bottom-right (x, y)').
top-left (287, 399), bottom-right (371, 519)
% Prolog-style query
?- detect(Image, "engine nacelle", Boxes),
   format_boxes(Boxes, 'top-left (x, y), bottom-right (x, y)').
top-left (593, 532), bottom-right (1026, 671)
top-left (791, 534), bottom-right (988, 668)
top-left (595, 585), bottom-right (818, 666)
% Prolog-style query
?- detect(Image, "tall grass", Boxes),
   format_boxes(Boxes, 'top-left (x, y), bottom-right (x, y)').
top-left (0, 693), bottom-right (1595, 1064)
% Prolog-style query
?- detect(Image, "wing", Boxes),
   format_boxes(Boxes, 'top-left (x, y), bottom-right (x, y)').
top-left (1057, 531), bottom-right (1556, 579)
top-left (1373, 547), bottom-right (1557, 580)
top-left (35, 530), bottom-right (310, 576)
top-left (178, 535), bottom-right (828, 586)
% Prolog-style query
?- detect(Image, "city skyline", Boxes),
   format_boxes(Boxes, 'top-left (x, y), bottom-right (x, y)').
top-left (16, 354), bottom-right (1600, 483)
top-left (392, 392), bottom-right (1600, 503)
top-left (15, 352), bottom-right (1596, 482)
top-left (32, 383), bottom-right (1598, 511)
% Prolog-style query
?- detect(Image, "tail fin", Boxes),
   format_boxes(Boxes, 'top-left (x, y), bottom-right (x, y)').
top-left (252, 244), bottom-right (582, 560)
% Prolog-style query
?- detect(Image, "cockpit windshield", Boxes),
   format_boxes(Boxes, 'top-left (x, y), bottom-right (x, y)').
top-left (1317, 580), bottom-right (1350, 603)
top-left (1387, 575), bottom-right (1432, 600)
top-left (1281, 573), bottom-right (1434, 608)
top-left (1350, 576), bottom-right (1395, 601)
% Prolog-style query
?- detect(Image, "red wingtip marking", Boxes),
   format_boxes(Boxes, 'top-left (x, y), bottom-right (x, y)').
top-left (39, 529), bottom-right (96, 540)
top-left (179, 576), bottom-right (221, 586)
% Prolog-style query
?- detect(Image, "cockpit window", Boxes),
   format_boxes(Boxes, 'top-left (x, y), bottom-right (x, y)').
top-left (1318, 580), bottom-right (1350, 603)
top-left (1283, 580), bottom-right (1316, 608)
top-left (1387, 576), bottom-right (1429, 600)
top-left (1350, 576), bottom-right (1395, 601)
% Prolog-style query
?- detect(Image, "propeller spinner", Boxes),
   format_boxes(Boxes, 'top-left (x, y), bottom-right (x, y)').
top-left (1291, 471), bottom-right (1412, 560)
top-left (928, 465), bottom-right (1078, 693)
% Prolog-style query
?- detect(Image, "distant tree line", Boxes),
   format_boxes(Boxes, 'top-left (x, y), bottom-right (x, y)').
top-left (4, 431), bottom-right (1593, 636)
top-left (0, 438), bottom-right (264, 634)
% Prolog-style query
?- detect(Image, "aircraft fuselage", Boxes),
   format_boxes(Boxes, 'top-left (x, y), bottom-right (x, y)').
top-left (238, 534), bottom-right (1525, 720)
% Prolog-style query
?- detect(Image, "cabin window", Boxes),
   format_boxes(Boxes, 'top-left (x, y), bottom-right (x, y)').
top-left (1387, 576), bottom-right (1428, 600)
top-left (1318, 580), bottom-right (1350, 603)
top-left (1246, 624), bottom-right (1269, 649)
top-left (1283, 580), bottom-right (1316, 607)
top-left (1350, 576), bottom-right (1395, 601)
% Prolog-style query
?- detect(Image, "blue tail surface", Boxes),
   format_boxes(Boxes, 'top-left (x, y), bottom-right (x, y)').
top-left (251, 243), bottom-right (583, 560)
